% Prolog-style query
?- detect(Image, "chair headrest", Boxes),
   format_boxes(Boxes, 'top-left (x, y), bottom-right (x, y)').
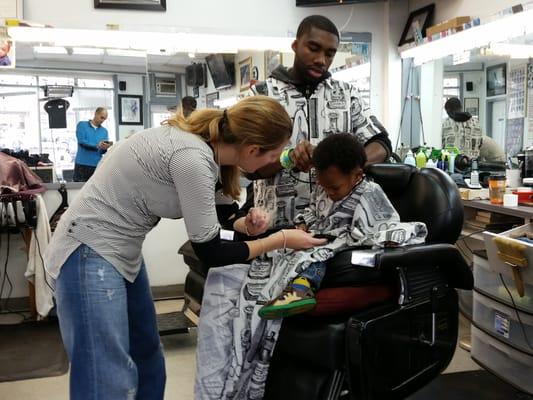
top-left (366, 164), bottom-right (464, 244)
top-left (366, 164), bottom-right (416, 194)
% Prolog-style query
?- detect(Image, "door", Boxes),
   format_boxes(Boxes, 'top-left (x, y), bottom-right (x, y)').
top-left (490, 100), bottom-right (506, 150)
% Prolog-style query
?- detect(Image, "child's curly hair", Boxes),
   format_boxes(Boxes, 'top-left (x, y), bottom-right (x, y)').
top-left (313, 133), bottom-right (367, 174)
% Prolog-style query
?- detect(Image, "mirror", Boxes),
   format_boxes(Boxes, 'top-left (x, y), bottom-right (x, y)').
top-left (0, 29), bottom-right (373, 182)
top-left (0, 41), bottom-right (147, 181)
top-left (419, 30), bottom-right (533, 161)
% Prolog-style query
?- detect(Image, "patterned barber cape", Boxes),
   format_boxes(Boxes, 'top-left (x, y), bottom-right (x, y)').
top-left (252, 72), bottom-right (384, 229)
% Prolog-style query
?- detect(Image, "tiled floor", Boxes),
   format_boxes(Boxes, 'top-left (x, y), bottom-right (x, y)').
top-left (0, 301), bottom-right (480, 400)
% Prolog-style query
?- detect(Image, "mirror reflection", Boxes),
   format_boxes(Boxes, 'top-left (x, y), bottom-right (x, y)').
top-left (0, 32), bottom-right (371, 183)
top-left (418, 29), bottom-right (533, 167)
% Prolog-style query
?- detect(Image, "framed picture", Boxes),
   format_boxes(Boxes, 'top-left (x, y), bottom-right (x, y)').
top-left (94, 0), bottom-right (166, 11)
top-left (487, 64), bottom-right (507, 97)
top-left (398, 4), bottom-right (435, 46)
top-left (239, 57), bottom-right (252, 92)
top-left (206, 92), bottom-right (219, 108)
top-left (118, 95), bottom-right (143, 125)
top-left (192, 86), bottom-right (199, 99)
top-left (264, 50), bottom-right (282, 79)
top-left (464, 97), bottom-right (479, 117)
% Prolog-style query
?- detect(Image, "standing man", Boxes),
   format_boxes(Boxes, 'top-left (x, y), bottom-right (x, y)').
top-left (73, 107), bottom-right (112, 182)
top-left (233, 15), bottom-right (392, 231)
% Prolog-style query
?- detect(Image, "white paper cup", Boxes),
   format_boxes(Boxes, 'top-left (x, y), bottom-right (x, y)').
top-left (503, 193), bottom-right (518, 207)
top-left (506, 169), bottom-right (521, 188)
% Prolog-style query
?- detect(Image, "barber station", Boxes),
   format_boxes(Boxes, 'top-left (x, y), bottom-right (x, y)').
top-left (1, 1), bottom-right (533, 400)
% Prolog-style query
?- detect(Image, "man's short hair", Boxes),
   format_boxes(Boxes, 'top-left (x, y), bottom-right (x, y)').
top-left (95, 107), bottom-right (107, 114)
top-left (444, 97), bottom-right (462, 115)
top-left (296, 15), bottom-right (340, 40)
top-left (313, 133), bottom-right (367, 174)
top-left (181, 96), bottom-right (197, 111)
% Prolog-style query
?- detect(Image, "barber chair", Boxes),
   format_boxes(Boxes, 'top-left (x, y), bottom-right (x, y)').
top-left (179, 164), bottom-right (473, 399)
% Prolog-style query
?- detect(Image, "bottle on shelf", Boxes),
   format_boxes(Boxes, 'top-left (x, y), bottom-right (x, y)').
top-left (404, 150), bottom-right (416, 167)
top-left (470, 159), bottom-right (479, 186)
top-left (426, 158), bottom-right (436, 168)
top-left (415, 148), bottom-right (427, 168)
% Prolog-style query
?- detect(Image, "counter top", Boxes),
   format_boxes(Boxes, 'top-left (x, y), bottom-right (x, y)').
top-left (463, 199), bottom-right (533, 220)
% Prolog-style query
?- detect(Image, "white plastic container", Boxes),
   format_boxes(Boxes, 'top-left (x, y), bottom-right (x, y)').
top-left (473, 291), bottom-right (533, 355)
top-left (473, 255), bottom-right (533, 313)
top-left (471, 325), bottom-right (533, 395)
top-left (484, 224), bottom-right (533, 285)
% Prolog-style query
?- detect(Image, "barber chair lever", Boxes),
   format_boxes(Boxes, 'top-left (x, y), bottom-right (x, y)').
top-left (420, 285), bottom-right (448, 347)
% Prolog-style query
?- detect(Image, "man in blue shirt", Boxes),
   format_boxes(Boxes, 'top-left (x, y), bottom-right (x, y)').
top-left (73, 107), bottom-right (112, 182)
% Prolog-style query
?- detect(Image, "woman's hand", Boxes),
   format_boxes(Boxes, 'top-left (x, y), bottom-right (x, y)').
top-left (282, 229), bottom-right (327, 249)
top-left (244, 207), bottom-right (270, 236)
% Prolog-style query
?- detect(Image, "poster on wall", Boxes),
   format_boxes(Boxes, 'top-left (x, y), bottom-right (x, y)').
top-left (264, 50), bottom-right (282, 79)
top-left (487, 64), bottom-right (507, 97)
top-left (506, 118), bottom-right (524, 156)
top-left (508, 64), bottom-right (527, 119)
top-left (0, 27), bottom-right (15, 69)
top-left (464, 98), bottom-right (479, 117)
top-left (527, 64), bottom-right (533, 142)
top-left (94, 0), bottom-right (166, 11)
top-left (118, 95), bottom-right (143, 125)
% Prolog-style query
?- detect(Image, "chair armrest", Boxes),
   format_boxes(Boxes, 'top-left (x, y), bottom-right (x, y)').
top-left (375, 244), bottom-right (473, 290)
top-left (178, 240), bottom-right (198, 260)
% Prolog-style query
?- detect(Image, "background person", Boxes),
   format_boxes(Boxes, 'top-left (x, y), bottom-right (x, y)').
top-left (181, 96), bottom-right (197, 117)
top-left (442, 97), bottom-right (505, 162)
top-left (73, 107), bottom-right (112, 182)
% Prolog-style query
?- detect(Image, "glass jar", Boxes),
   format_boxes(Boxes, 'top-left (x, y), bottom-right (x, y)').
top-left (489, 175), bottom-right (506, 204)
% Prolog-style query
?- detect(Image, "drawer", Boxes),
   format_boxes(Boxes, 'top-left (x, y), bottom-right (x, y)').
top-left (471, 325), bottom-right (533, 395)
top-left (473, 255), bottom-right (533, 314)
top-left (473, 291), bottom-right (533, 355)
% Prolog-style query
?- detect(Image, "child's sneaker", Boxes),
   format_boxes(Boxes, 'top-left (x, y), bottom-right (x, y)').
top-left (259, 285), bottom-right (316, 320)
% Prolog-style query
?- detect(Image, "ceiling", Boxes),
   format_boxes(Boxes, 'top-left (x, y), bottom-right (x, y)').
top-left (14, 42), bottom-right (211, 73)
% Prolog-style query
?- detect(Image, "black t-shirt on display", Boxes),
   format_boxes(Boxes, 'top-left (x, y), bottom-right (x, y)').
top-left (44, 99), bottom-right (70, 129)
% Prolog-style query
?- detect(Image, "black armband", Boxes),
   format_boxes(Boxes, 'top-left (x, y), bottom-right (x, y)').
top-left (191, 234), bottom-right (250, 267)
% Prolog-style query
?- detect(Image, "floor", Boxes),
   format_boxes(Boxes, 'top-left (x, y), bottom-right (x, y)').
top-left (0, 300), bottom-right (480, 400)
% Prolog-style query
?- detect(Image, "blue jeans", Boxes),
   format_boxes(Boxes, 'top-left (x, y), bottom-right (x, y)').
top-left (55, 244), bottom-right (166, 400)
top-left (299, 261), bottom-right (326, 290)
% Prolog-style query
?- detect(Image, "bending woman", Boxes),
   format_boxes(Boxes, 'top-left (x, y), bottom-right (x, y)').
top-left (44, 95), bottom-right (326, 400)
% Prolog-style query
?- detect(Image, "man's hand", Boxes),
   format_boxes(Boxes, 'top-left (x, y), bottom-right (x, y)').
top-left (244, 207), bottom-right (270, 236)
top-left (290, 140), bottom-right (314, 172)
top-left (97, 140), bottom-right (113, 150)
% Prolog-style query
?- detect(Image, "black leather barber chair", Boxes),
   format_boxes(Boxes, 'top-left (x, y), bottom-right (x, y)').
top-left (179, 164), bottom-right (473, 399)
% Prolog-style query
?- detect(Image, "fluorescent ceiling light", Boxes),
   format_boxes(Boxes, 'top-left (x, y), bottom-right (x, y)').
top-left (72, 47), bottom-right (104, 55)
top-left (33, 46), bottom-right (67, 54)
top-left (332, 63), bottom-right (370, 82)
top-left (106, 49), bottom-right (146, 57)
top-left (8, 27), bottom-right (292, 54)
top-left (490, 42), bottom-right (533, 59)
top-left (400, 9), bottom-right (533, 65)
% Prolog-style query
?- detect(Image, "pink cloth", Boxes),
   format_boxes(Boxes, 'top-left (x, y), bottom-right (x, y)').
top-left (0, 152), bottom-right (46, 196)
